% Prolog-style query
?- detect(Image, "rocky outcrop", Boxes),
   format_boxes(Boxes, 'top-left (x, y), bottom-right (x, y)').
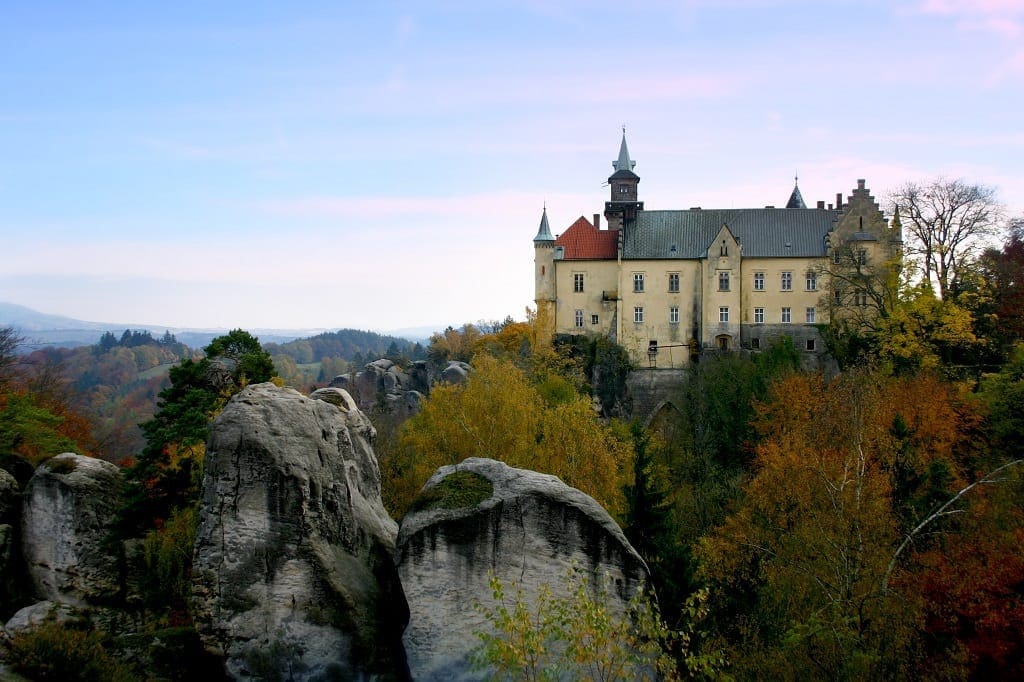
top-left (191, 383), bottom-right (409, 680)
top-left (396, 457), bottom-right (650, 681)
top-left (439, 360), bottom-right (471, 385)
top-left (20, 453), bottom-right (123, 607)
top-left (330, 359), bottom-right (428, 419)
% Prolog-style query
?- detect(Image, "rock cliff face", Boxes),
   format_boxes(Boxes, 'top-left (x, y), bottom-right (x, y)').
top-left (20, 453), bottom-right (123, 607)
top-left (396, 457), bottom-right (650, 681)
top-left (329, 359), bottom-right (428, 418)
top-left (190, 383), bottom-right (409, 680)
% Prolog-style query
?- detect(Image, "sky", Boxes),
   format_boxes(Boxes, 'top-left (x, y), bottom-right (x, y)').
top-left (1, 0), bottom-right (1022, 333)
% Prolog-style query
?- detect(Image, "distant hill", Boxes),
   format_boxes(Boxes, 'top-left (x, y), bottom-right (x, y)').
top-left (0, 302), bottom-right (334, 351)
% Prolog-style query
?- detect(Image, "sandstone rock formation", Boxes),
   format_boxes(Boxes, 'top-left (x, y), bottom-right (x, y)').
top-left (191, 383), bottom-right (409, 680)
top-left (396, 457), bottom-right (650, 681)
top-left (20, 453), bottom-right (123, 607)
top-left (330, 359), bottom-right (429, 419)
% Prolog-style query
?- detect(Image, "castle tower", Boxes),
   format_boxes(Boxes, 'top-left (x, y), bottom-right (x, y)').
top-left (533, 206), bottom-right (556, 343)
top-left (604, 131), bottom-right (643, 230)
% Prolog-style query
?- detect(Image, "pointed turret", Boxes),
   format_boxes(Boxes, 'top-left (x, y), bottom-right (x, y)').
top-left (786, 175), bottom-right (807, 209)
top-left (533, 205), bottom-right (554, 243)
top-left (611, 131), bottom-right (638, 178)
top-left (891, 205), bottom-right (904, 246)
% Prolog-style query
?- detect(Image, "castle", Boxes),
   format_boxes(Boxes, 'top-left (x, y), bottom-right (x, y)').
top-left (533, 133), bottom-right (902, 368)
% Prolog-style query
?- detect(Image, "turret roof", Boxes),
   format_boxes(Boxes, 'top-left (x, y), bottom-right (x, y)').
top-left (533, 206), bottom-right (554, 243)
top-left (609, 131), bottom-right (639, 180)
top-left (786, 177), bottom-right (807, 209)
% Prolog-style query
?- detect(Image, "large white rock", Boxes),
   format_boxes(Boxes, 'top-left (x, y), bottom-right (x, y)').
top-left (396, 457), bottom-right (650, 681)
top-left (20, 453), bottom-right (123, 607)
top-left (191, 383), bottom-right (408, 680)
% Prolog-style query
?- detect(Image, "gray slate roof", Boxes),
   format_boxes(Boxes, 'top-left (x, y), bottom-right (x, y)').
top-left (623, 208), bottom-right (841, 259)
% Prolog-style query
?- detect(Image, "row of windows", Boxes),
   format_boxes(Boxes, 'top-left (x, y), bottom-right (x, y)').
top-left (751, 306), bottom-right (816, 324)
top-left (621, 306), bottom-right (816, 325)
top-left (574, 270), bottom-right (820, 294)
top-left (574, 310), bottom-right (601, 327)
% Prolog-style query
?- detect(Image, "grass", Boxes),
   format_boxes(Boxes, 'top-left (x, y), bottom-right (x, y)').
top-left (409, 471), bottom-right (494, 513)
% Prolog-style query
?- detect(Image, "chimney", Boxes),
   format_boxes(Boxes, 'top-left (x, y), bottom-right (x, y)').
top-left (816, 200), bottom-right (825, 209)
top-left (836, 193), bottom-right (843, 210)
top-left (857, 179), bottom-right (866, 190)
top-left (828, 203), bottom-right (833, 210)
top-left (593, 213), bottom-right (601, 229)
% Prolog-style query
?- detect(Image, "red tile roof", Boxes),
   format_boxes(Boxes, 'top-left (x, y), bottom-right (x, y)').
top-left (554, 216), bottom-right (619, 260)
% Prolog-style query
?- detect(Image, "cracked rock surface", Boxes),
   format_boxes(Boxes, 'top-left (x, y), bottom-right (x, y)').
top-left (396, 457), bottom-right (649, 681)
top-left (191, 383), bottom-right (409, 680)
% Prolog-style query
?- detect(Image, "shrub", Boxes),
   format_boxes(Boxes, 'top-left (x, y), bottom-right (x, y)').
top-left (7, 619), bottom-right (137, 681)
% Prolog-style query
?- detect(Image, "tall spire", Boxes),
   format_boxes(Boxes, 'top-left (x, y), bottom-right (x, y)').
top-left (612, 127), bottom-right (637, 175)
top-left (785, 174), bottom-right (807, 209)
top-left (533, 204), bottom-right (554, 243)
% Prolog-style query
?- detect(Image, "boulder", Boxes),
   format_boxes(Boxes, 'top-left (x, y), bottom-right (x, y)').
top-left (309, 387), bottom-right (359, 412)
top-left (191, 383), bottom-right (409, 681)
top-left (440, 361), bottom-right (471, 385)
top-left (396, 457), bottom-right (650, 681)
top-left (20, 453), bottom-right (123, 607)
top-left (4, 600), bottom-right (81, 635)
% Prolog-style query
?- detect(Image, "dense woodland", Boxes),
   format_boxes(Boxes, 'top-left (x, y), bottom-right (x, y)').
top-left (0, 182), bottom-right (1022, 679)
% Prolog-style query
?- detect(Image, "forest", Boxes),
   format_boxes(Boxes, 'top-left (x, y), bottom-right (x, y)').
top-left (0, 190), bottom-right (1022, 679)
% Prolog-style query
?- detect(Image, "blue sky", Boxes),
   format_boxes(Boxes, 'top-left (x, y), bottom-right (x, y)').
top-left (1, 0), bottom-right (1022, 331)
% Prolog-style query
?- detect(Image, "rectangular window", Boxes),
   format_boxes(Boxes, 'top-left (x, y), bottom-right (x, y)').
top-left (668, 272), bottom-right (680, 293)
top-left (806, 271), bottom-right (817, 291)
top-left (718, 271), bottom-right (730, 291)
top-left (806, 307), bottom-right (816, 324)
top-left (858, 249), bottom-right (867, 265)
top-left (782, 307), bottom-right (792, 323)
top-left (633, 273), bottom-right (645, 293)
top-left (754, 307), bottom-right (764, 324)
top-left (781, 271), bottom-right (792, 291)
top-left (573, 273), bottom-right (584, 293)
top-left (806, 339), bottom-right (816, 351)
top-left (855, 291), bottom-right (868, 307)
top-left (634, 306), bottom-right (644, 324)
top-left (574, 309), bottom-right (584, 328)
top-left (669, 306), bottom-right (679, 324)
top-left (719, 306), bottom-right (729, 323)
top-left (591, 314), bottom-right (599, 325)
top-left (753, 272), bottom-right (765, 291)
top-left (752, 337), bottom-right (761, 349)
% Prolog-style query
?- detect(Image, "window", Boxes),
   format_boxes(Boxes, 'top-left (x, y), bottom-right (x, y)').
top-left (753, 272), bottom-right (765, 291)
top-left (634, 306), bottom-right (644, 324)
top-left (751, 337), bottom-right (761, 349)
top-left (718, 271), bottom-right (730, 291)
top-left (574, 309), bottom-right (584, 328)
top-left (668, 272), bottom-right (680, 292)
top-left (805, 307), bottom-right (816, 324)
top-left (782, 307), bottom-right (792, 323)
top-left (806, 339), bottom-right (816, 351)
top-left (858, 249), bottom-right (867, 265)
top-left (754, 307), bottom-right (764, 324)
top-left (781, 271), bottom-right (793, 291)
top-left (633, 273), bottom-right (645, 293)
top-left (591, 314), bottom-right (599, 325)
top-left (573, 273), bottom-right (584, 293)
top-left (855, 291), bottom-right (868, 307)
top-left (720, 241), bottom-right (728, 257)
top-left (806, 271), bottom-right (817, 291)
top-left (670, 306), bottom-right (679, 324)
top-left (833, 250), bottom-right (842, 264)
top-left (719, 306), bottom-right (729, 323)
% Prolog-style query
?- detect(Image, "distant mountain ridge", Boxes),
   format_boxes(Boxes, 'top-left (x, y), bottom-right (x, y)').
top-left (0, 301), bottom-right (433, 351)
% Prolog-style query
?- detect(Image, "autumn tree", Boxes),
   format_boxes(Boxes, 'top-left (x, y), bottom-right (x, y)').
top-left (890, 178), bottom-right (1004, 299)
top-left (391, 354), bottom-right (630, 518)
top-left (696, 371), bottom-right (971, 679)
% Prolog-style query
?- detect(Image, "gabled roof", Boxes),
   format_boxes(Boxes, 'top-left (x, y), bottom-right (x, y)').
top-left (622, 208), bottom-right (840, 259)
top-left (554, 216), bottom-right (619, 260)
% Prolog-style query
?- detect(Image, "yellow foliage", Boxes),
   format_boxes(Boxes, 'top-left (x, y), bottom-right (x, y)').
top-left (395, 355), bottom-right (629, 518)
